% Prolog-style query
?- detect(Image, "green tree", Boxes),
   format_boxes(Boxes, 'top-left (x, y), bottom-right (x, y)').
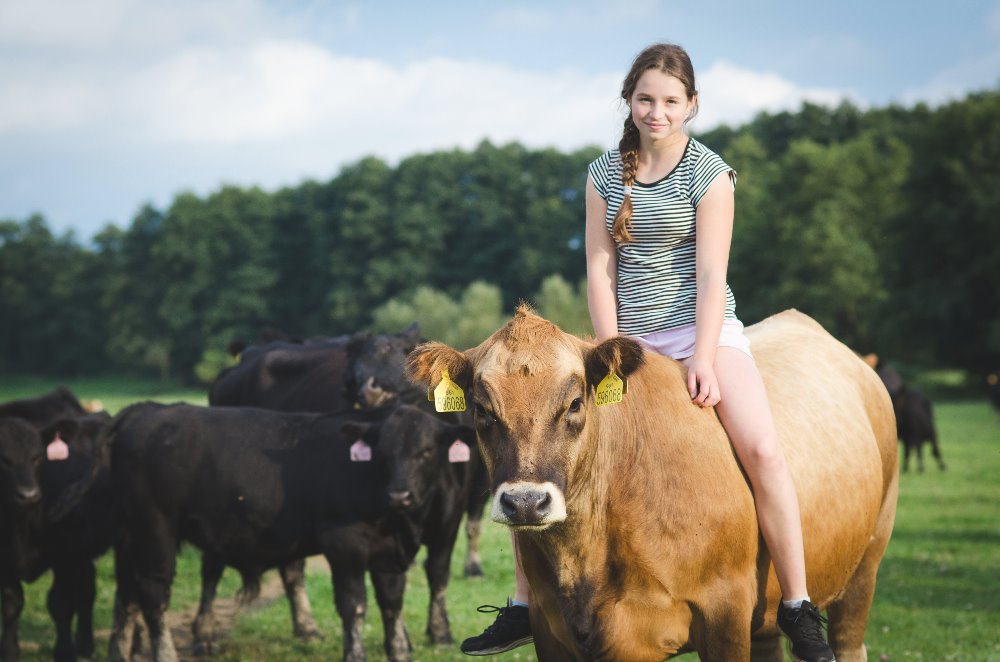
top-left (533, 274), bottom-right (592, 337)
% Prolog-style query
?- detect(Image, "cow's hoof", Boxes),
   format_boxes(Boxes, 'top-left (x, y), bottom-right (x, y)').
top-left (427, 630), bottom-right (454, 645)
top-left (191, 640), bottom-right (214, 657)
top-left (294, 627), bottom-right (324, 641)
top-left (464, 561), bottom-right (484, 578)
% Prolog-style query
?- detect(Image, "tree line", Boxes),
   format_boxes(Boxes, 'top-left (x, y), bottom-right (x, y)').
top-left (1, 88), bottom-right (998, 383)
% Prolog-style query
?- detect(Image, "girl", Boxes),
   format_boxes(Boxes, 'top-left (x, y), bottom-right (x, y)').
top-left (462, 43), bottom-right (835, 662)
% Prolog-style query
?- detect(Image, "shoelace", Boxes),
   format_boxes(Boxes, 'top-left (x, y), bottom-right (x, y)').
top-left (787, 604), bottom-right (830, 644)
top-left (475, 604), bottom-right (517, 634)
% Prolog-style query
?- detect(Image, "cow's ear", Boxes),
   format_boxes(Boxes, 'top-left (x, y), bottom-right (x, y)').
top-left (41, 418), bottom-right (80, 446)
top-left (346, 331), bottom-right (372, 358)
top-left (444, 424), bottom-right (476, 447)
top-left (584, 337), bottom-right (646, 390)
top-left (400, 322), bottom-right (423, 348)
top-left (405, 342), bottom-right (473, 391)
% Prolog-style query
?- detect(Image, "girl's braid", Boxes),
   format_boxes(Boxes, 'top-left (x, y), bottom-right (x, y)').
top-left (612, 119), bottom-right (641, 243)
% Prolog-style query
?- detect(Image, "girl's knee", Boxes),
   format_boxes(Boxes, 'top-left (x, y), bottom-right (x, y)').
top-left (737, 436), bottom-right (787, 476)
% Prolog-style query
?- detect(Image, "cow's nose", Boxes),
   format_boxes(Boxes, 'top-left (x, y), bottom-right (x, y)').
top-left (16, 485), bottom-right (41, 505)
top-left (387, 490), bottom-right (414, 509)
top-left (499, 489), bottom-right (552, 524)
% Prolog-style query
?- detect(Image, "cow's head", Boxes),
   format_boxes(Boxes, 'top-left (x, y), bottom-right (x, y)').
top-left (406, 305), bottom-right (644, 530)
top-left (0, 417), bottom-right (84, 511)
top-left (342, 405), bottom-right (473, 512)
top-left (348, 324), bottom-right (424, 408)
top-left (0, 418), bottom-right (45, 508)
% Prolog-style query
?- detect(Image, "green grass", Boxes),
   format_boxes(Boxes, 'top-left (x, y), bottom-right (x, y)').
top-left (5, 380), bottom-right (999, 660)
top-left (0, 375), bottom-right (207, 413)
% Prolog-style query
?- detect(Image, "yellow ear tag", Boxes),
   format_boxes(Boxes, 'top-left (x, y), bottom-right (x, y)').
top-left (595, 371), bottom-right (624, 406)
top-left (434, 369), bottom-right (466, 413)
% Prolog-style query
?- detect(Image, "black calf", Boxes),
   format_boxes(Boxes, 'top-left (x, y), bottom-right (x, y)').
top-left (107, 403), bottom-right (472, 662)
top-left (0, 413), bottom-right (113, 662)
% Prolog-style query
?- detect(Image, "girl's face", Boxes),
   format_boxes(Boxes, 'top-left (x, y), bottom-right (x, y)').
top-left (630, 69), bottom-right (695, 143)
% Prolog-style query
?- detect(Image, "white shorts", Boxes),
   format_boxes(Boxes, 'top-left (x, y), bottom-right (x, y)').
top-left (633, 319), bottom-right (753, 360)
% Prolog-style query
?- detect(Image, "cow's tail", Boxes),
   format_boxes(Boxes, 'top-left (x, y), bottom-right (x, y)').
top-left (236, 571), bottom-right (263, 605)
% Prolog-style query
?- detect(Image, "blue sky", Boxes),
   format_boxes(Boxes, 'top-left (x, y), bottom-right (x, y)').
top-left (2, 0), bottom-right (999, 240)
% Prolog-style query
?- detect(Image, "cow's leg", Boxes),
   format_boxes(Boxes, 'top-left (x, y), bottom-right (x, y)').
top-left (191, 552), bottom-right (225, 655)
top-left (901, 441), bottom-right (911, 472)
top-left (464, 517), bottom-right (484, 579)
top-left (826, 472), bottom-right (898, 662)
top-left (132, 518), bottom-right (179, 662)
top-left (463, 464), bottom-right (490, 577)
top-left (108, 538), bottom-right (143, 662)
top-left (420, 497), bottom-right (462, 645)
top-left (696, 600), bottom-right (753, 662)
top-left (1, 578), bottom-right (24, 662)
top-left (930, 434), bottom-right (946, 471)
top-left (278, 559), bottom-right (321, 640)
top-left (370, 569), bottom-right (411, 662)
top-left (748, 635), bottom-right (784, 662)
top-left (73, 559), bottom-right (97, 658)
top-left (916, 438), bottom-right (926, 472)
top-left (47, 563), bottom-right (78, 662)
top-left (326, 551), bottom-right (368, 662)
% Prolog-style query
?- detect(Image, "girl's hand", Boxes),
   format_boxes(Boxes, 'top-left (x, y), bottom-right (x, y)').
top-left (686, 357), bottom-right (721, 407)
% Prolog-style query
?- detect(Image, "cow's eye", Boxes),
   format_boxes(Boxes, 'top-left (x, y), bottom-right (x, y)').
top-left (473, 401), bottom-right (495, 427)
top-left (568, 397), bottom-right (583, 414)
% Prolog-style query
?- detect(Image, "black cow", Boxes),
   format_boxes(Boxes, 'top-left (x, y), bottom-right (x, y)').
top-left (106, 403), bottom-right (473, 662)
top-left (870, 358), bottom-right (946, 472)
top-left (0, 387), bottom-right (87, 427)
top-left (210, 335), bottom-right (356, 414)
top-left (208, 325), bottom-right (489, 639)
top-left (347, 328), bottom-right (490, 579)
top-left (0, 412), bottom-right (114, 662)
top-left (987, 371), bottom-right (1000, 411)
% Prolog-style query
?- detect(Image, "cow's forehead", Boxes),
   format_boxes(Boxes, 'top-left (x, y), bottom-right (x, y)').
top-left (476, 333), bottom-right (582, 386)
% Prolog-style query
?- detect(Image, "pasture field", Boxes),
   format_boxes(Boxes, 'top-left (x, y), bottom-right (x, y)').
top-left (4, 378), bottom-right (999, 661)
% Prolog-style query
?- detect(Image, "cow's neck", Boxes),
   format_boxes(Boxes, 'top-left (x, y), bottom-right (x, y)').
top-left (0, 503), bottom-right (44, 577)
top-left (520, 383), bottom-right (735, 656)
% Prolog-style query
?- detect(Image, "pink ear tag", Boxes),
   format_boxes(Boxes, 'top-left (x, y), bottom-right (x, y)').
top-left (448, 439), bottom-right (471, 463)
top-left (350, 439), bottom-right (372, 462)
top-left (47, 433), bottom-right (69, 461)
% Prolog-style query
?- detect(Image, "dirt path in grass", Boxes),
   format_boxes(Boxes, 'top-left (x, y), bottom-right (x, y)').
top-left (98, 557), bottom-right (330, 661)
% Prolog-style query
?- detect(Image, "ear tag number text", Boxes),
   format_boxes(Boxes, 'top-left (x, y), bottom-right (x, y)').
top-left (434, 369), bottom-right (466, 413)
top-left (595, 371), bottom-right (624, 406)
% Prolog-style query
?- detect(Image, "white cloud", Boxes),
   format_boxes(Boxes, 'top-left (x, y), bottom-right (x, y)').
top-left (2, 38), bottom-right (854, 150)
top-left (899, 50), bottom-right (1000, 106)
top-left (0, 0), bottom-right (130, 49)
top-left (693, 60), bottom-right (856, 129)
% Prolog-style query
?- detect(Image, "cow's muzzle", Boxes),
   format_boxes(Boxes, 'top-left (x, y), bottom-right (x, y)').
top-left (14, 484), bottom-right (41, 506)
top-left (492, 481), bottom-right (567, 528)
top-left (358, 377), bottom-right (397, 408)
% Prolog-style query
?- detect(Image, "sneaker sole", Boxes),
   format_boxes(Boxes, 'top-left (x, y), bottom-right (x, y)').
top-left (778, 626), bottom-right (836, 662)
top-left (461, 635), bottom-right (534, 656)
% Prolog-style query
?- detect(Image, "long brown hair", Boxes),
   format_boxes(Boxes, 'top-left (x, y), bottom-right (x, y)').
top-left (612, 44), bottom-right (698, 243)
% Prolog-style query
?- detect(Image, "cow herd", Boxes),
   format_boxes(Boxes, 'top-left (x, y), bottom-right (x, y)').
top-left (1, 326), bottom-right (487, 662)
top-left (6, 306), bottom-right (961, 661)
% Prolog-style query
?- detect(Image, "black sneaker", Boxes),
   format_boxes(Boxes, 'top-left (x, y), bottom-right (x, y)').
top-left (460, 599), bottom-right (533, 656)
top-left (777, 600), bottom-right (836, 662)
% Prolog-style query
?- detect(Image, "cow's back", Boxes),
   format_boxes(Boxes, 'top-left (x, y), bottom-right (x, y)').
top-left (110, 402), bottom-right (395, 567)
top-left (746, 310), bottom-right (897, 611)
top-left (209, 340), bottom-right (353, 412)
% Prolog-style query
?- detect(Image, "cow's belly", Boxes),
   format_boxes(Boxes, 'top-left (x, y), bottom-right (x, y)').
top-left (599, 596), bottom-right (692, 661)
top-left (755, 333), bottom-right (892, 610)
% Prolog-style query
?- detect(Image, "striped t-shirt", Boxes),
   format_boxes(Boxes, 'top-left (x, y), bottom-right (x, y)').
top-left (587, 137), bottom-right (739, 335)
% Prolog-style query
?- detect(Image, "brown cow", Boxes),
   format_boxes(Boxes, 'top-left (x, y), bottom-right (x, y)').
top-left (407, 306), bottom-right (897, 662)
